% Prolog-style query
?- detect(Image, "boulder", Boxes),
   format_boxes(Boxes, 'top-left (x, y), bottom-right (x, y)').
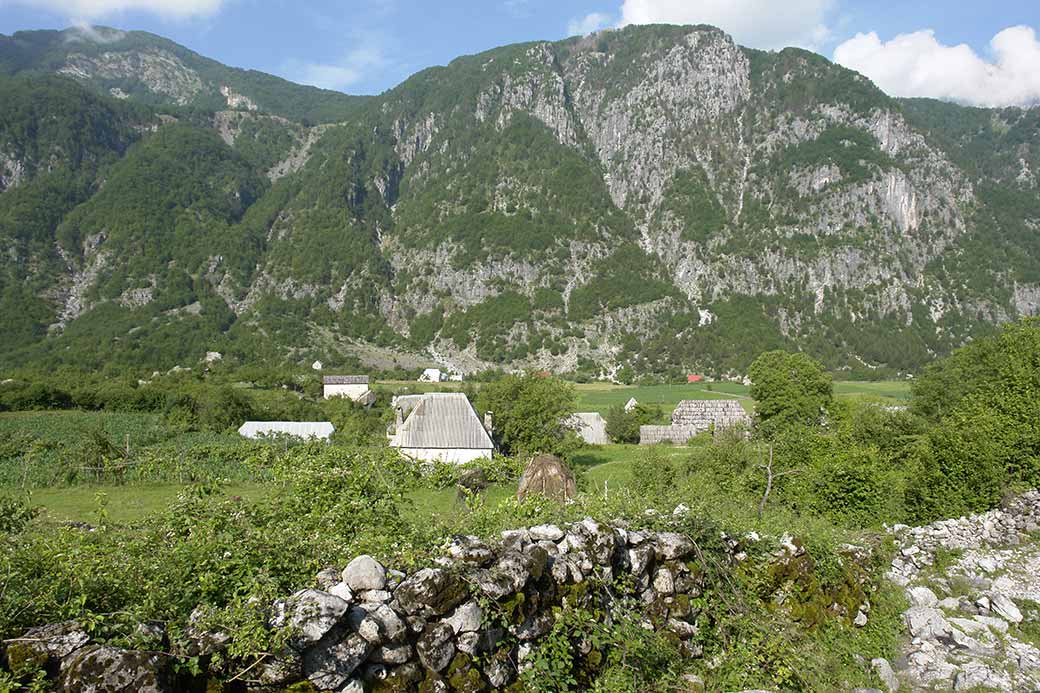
top-left (446, 601), bottom-right (484, 634)
top-left (286, 589), bottom-right (350, 646)
top-left (303, 633), bottom-right (372, 690)
top-left (907, 586), bottom-right (938, 608)
top-left (989, 593), bottom-right (1023, 623)
top-left (59, 644), bottom-right (174, 692)
top-left (394, 568), bottom-right (467, 617)
top-left (8, 621), bottom-right (90, 675)
top-left (347, 603), bottom-right (407, 645)
top-left (255, 651), bottom-right (303, 687)
top-left (316, 567), bottom-right (341, 590)
top-left (417, 622), bottom-right (455, 672)
top-left (343, 555), bottom-right (387, 592)
top-left (372, 643), bottom-right (413, 664)
top-left (517, 454), bottom-right (577, 502)
top-left (329, 582), bottom-right (355, 602)
top-left (870, 657), bottom-right (899, 693)
top-left (656, 533), bottom-right (695, 560)
top-left (530, 524), bottom-right (565, 541)
top-left (904, 607), bottom-right (953, 640)
top-left (447, 535), bottom-right (495, 565)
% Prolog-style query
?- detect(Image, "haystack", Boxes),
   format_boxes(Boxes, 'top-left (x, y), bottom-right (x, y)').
top-left (517, 454), bottom-right (577, 502)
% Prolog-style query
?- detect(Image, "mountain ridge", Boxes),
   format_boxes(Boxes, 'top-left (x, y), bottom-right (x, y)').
top-left (0, 23), bottom-right (1037, 379)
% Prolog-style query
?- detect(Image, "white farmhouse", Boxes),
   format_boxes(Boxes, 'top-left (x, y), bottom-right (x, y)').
top-left (388, 392), bottom-right (494, 464)
top-left (570, 412), bottom-right (608, 445)
top-left (419, 368), bottom-right (443, 383)
top-left (323, 375), bottom-right (375, 404)
top-left (238, 421), bottom-right (335, 440)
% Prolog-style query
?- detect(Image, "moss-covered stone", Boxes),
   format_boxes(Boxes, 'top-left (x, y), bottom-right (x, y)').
top-left (5, 641), bottom-right (48, 675)
top-left (445, 652), bottom-right (487, 692)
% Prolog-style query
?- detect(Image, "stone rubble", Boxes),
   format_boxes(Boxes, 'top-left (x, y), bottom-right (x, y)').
top-left (885, 490), bottom-right (1040, 692)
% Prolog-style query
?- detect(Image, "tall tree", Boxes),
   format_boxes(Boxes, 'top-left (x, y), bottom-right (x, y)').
top-left (748, 351), bottom-right (833, 436)
top-left (476, 373), bottom-right (577, 457)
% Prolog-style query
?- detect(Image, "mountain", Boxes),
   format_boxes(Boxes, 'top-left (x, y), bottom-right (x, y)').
top-left (0, 24), bottom-right (1037, 379)
top-left (0, 26), bottom-right (367, 123)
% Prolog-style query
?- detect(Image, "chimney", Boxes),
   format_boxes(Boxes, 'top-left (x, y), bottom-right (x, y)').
top-left (484, 411), bottom-right (493, 433)
top-left (395, 406), bottom-right (404, 428)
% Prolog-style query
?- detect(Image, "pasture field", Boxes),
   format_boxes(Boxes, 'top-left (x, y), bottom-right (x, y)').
top-left (0, 378), bottom-right (910, 523)
top-left (573, 382), bottom-right (751, 415)
top-left (0, 410), bottom-right (170, 447)
top-left (24, 482), bottom-right (269, 523)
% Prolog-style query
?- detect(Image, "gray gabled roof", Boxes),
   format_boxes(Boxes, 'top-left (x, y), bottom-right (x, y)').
top-left (238, 421), bottom-right (335, 439)
top-left (323, 375), bottom-right (369, 385)
top-left (393, 393), bottom-right (493, 450)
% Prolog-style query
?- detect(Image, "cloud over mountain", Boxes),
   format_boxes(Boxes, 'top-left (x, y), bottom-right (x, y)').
top-left (834, 25), bottom-right (1040, 108)
top-left (617, 0), bottom-right (833, 50)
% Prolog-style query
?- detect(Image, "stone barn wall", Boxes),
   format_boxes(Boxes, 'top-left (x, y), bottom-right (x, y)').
top-left (639, 425), bottom-right (700, 446)
top-left (671, 400), bottom-right (749, 430)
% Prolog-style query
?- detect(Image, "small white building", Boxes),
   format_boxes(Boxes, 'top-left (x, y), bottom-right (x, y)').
top-left (571, 412), bottom-right (608, 445)
top-left (419, 368), bottom-right (443, 383)
top-left (323, 375), bottom-right (375, 403)
top-left (238, 421), bottom-right (335, 440)
top-left (388, 392), bottom-right (494, 464)
top-left (624, 397), bottom-right (639, 413)
top-left (312, 360), bottom-right (323, 371)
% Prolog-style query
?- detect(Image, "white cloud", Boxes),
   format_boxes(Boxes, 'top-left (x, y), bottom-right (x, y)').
top-left (567, 12), bottom-right (612, 37)
top-left (2, 0), bottom-right (226, 20)
top-left (286, 45), bottom-right (387, 92)
top-left (834, 26), bottom-right (1040, 108)
top-left (618, 0), bottom-right (834, 50)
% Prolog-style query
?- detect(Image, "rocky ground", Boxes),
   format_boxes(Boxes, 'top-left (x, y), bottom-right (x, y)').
top-left (884, 491), bottom-right (1040, 691)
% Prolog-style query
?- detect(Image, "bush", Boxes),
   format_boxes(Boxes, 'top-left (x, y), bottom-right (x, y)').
top-left (476, 373), bottom-right (579, 457)
top-left (604, 402), bottom-right (662, 444)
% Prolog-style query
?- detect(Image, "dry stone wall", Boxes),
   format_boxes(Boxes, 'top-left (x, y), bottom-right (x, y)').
top-left (4, 518), bottom-right (869, 692)
top-left (885, 491), bottom-right (1040, 691)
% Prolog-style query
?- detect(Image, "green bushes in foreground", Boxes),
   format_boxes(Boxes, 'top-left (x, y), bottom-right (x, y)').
top-left (0, 440), bottom-right (904, 691)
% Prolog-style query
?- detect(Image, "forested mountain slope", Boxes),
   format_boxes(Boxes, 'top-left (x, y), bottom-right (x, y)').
top-left (0, 24), bottom-right (1037, 377)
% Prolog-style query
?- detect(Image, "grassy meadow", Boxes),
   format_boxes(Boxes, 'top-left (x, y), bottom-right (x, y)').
top-left (0, 379), bottom-right (911, 523)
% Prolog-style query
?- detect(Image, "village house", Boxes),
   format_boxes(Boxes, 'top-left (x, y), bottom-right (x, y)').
top-left (238, 421), bottom-right (335, 440)
top-left (570, 412), bottom-right (609, 445)
top-left (419, 368), bottom-right (443, 383)
top-left (323, 375), bottom-right (376, 404)
top-left (388, 392), bottom-right (494, 464)
top-left (639, 399), bottom-right (750, 445)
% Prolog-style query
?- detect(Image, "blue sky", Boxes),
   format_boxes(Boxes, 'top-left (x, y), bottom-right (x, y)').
top-left (1, 0), bottom-right (1038, 105)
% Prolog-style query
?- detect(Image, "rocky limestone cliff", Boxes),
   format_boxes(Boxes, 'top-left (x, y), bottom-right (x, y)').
top-left (2, 23), bottom-right (1038, 374)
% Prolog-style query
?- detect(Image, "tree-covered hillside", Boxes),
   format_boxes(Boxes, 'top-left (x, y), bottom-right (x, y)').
top-left (0, 26), bottom-right (368, 124)
top-left (0, 24), bottom-right (1038, 378)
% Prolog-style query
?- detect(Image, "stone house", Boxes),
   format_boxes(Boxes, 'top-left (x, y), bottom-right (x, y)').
top-left (640, 399), bottom-right (750, 445)
top-left (388, 392), bottom-right (494, 464)
top-left (238, 421), bottom-right (335, 440)
top-left (419, 368), bottom-right (443, 383)
top-left (323, 375), bottom-right (375, 404)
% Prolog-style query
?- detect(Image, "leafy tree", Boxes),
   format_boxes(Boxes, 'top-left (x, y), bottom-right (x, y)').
top-left (905, 319), bottom-right (1040, 520)
top-left (476, 373), bottom-right (578, 457)
top-left (604, 403), bottom-right (662, 444)
top-left (748, 351), bottom-right (833, 436)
